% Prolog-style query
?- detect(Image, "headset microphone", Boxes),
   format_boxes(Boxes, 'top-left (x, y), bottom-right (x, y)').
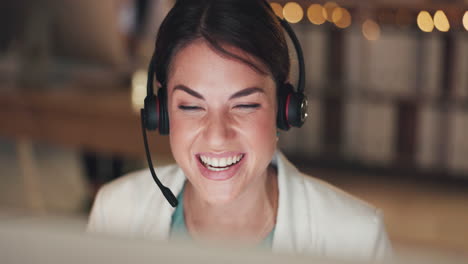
top-left (140, 109), bottom-right (178, 207)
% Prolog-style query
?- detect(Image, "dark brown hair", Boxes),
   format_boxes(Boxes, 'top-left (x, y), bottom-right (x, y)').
top-left (153, 0), bottom-right (290, 89)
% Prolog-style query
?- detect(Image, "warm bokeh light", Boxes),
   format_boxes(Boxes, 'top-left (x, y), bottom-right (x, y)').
top-left (270, 2), bottom-right (284, 19)
top-left (322, 2), bottom-right (339, 22)
top-left (464, 11), bottom-right (468, 31)
top-left (331, 7), bottom-right (343, 23)
top-left (417, 11), bottom-right (434, 32)
top-left (434, 10), bottom-right (450, 32)
top-left (307, 4), bottom-right (326, 25)
top-left (362, 19), bottom-right (381, 41)
top-left (283, 2), bottom-right (304, 23)
top-left (131, 69), bottom-right (147, 113)
top-left (333, 8), bottom-right (352, 29)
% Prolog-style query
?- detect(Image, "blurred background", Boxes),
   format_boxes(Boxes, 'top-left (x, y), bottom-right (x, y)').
top-left (0, 0), bottom-right (467, 259)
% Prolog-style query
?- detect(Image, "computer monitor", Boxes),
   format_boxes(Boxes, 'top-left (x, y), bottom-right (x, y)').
top-left (0, 214), bottom-right (466, 264)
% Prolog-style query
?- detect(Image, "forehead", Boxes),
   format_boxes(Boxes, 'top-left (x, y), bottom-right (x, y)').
top-left (167, 40), bottom-right (275, 92)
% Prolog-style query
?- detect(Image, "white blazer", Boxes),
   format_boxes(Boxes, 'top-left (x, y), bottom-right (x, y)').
top-left (88, 151), bottom-right (392, 261)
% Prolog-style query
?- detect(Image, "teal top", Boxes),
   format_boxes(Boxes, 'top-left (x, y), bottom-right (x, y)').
top-left (170, 183), bottom-right (275, 248)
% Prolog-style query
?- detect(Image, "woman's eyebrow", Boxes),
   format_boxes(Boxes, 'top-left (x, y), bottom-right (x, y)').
top-left (172, 85), bottom-right (205, 100)
top-left (172, 85), bottom-right (264, 100)
top-left (229, 87), bottom-right (264, 100)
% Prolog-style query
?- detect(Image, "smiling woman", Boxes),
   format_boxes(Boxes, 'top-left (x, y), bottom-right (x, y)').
top-left (168, 40), bottom-right (278, 214)
top-left (87, 0), bottom-right (392, 260)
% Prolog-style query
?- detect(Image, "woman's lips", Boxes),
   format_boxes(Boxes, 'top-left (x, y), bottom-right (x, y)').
top-left (195, 153), bottom-right (245, 181)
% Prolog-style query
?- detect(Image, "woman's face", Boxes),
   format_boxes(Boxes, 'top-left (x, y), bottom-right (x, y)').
top-left (167, 40), bottom-right (278, 204)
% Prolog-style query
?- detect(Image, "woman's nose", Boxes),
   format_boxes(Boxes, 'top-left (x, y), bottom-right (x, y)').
top-left (203, 112), bottom-right (236, 147)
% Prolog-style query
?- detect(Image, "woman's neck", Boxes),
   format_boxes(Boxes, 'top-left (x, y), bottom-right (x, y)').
top-left (184, 165), bottom-right (278, 243)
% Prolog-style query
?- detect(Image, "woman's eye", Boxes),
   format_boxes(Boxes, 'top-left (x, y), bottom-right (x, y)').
top-left (235, 104), bottom-right (261, 109)
top-left (178, 105), bottom-right (203, 111)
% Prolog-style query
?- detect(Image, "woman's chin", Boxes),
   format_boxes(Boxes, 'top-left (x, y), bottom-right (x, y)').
top-left (190, 180), bottom-right (241, 205)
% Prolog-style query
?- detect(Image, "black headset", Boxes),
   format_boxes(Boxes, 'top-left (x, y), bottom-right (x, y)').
top-left (140, 16), bottom-right (308, 207)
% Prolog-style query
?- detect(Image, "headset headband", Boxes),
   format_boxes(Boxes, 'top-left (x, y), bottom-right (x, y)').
top-left (146, 17), bottom-right (305, 96)
top-left (278, 18), bottom-right (305, 93)
top-left (147, 52), bottom-right (157, 97)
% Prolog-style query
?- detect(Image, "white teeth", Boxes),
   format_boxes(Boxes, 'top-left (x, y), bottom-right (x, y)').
top-left (219, 157), bottom-right (227, 167)
top-left (208, 166), bottom-right (229, 172)
top-left (199, 154), bottom-right (244, 169)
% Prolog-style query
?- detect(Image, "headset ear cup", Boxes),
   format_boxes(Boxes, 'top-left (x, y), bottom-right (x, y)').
top-left (277, 83), bottom-right (293, 131)
top-left (287, 92), bottom-right (308, 128)
top-left (144, 94), bottom-right (159, 131)
top-left (157, 88), bottom-right (170, 135)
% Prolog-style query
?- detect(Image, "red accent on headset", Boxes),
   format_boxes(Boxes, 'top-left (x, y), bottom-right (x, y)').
top-left (155, 97), bottom-right (160, 128)
top-left (285, 93), bottom-right (292, 128)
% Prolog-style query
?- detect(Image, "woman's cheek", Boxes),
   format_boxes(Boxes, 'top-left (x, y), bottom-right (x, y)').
top-left (169, 112), bottom-right (195, 150)
top-left (170, 110), bottom-right (201, 130)
top-left (240, 110), bottom-right (276, 143)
